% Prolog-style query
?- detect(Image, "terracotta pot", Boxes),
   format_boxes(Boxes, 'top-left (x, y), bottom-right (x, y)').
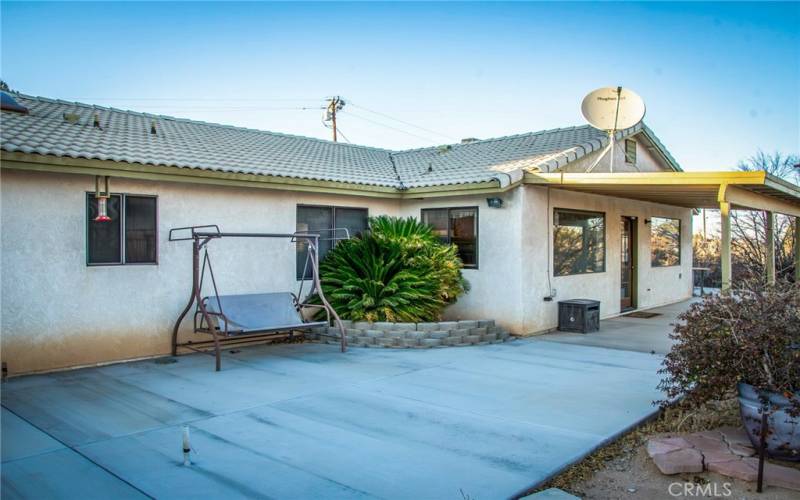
top-left (737, 382), bottom-right (800, 461)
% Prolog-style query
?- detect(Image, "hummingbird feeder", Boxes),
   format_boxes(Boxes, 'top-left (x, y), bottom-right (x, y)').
top-left (94, 175), bottom-right (112, 222)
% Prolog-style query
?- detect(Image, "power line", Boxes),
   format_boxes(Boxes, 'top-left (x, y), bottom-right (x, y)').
top-left (59, 93), bottom-right (451, 144)
top-left (345, 111), bottom-right (440, 144)
top-left (348, 102), bottom-right (456, 141)
top-left (99, 105), bottom-right (323, 111)
top-left (336, 127), bottom-right (352, 144)
top-left (61, 97), bottom-right (324, 102)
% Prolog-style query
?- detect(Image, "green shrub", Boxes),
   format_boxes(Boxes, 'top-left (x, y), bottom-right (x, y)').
top-left (317, 216), bottom-right (468, 322)
top-left (657, 279), bottom-right (800, 416)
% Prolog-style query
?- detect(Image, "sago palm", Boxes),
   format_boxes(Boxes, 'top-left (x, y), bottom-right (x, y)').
top-left (317, 216), bottom-right (468, 322)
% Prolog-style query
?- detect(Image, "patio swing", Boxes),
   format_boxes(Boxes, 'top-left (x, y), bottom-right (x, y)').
top-left (168, 225), bottom-right (347, 371)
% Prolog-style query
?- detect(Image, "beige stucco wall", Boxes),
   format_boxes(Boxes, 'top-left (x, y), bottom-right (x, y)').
top-left (399, 190), bottom-right (526, 333)
top-left (0, 169), bottom-right (401, 375)
top-left (1, 165), bottom-right (692, 375)
top-left (560, 133), bottom-right (672, 174)
top-left (520, 185), bottom-right (693, 334)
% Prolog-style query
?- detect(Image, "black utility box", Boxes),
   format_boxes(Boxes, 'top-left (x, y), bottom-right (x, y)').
top-left (557, 299), bottom-right (600, 333)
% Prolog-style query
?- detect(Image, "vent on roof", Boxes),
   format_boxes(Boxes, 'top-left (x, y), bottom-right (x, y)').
top-left (625, 139), bottom-right (637, 165)
top-left (461, 137), bottom-right (480, 144)
top-left (1, 91), bottom-right (29, 114)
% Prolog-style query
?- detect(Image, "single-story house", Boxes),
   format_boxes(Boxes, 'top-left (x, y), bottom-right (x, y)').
top-left (2, 92), bottom-right (799, 376)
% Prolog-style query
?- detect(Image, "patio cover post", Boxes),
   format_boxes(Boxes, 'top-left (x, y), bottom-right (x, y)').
top-left (765, 211), bottom-right (775, 284)
top-left (720, 201), bottom-right (732, 291)
top-left (795, 217), bottom-right (800, 282)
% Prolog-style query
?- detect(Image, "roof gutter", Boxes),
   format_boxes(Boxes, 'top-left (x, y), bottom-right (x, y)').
top-left (1, 151), bottom-right (517, 200)
top-left (1, 152), bottom-right (403, 199)
top-left (490, 169), bottom-right (524, 189)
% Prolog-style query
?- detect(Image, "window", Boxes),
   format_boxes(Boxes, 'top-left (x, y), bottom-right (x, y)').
top-left (553, 209), bottom-right (605, 276)
top-left (86, 193), bottom-right (157, 265)
top-left (296, 205), bottom-right (368, 279)
top-left (625, 139), bottom-right (637, 165)
top-left (420, 207), bottom-right (478, 268)
top-left (650, 217), bottom-right (681, 267)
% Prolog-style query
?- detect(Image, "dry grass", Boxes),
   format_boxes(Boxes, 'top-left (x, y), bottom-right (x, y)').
top-left (526, 397), bottom-right (740, 497)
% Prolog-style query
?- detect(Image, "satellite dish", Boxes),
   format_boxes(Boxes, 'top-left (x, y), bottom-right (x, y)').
top-left (580, 87), bottom-right (646, 173)
top-left (581, 86), bottom-right (645, 131)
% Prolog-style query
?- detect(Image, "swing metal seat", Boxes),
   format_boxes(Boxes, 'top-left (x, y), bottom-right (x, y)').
top-left (169, 225), bottom-right (348, 371)
top-left (200, 292), bottom-right (328, 335)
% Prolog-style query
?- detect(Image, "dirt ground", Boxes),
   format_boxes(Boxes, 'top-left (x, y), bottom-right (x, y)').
top-left (535, 398), bottom-right (800, 499)
top-left (571, 445), bottom-right (798, 499)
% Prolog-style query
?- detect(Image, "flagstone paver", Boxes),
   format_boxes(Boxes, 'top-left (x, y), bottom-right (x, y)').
top-left (647, 428), bottom-right (800, 491)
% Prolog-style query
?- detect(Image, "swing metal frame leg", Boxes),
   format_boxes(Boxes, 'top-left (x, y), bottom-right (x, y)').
top-left (308, 239), bottom-right (347, 353)
top-left (172, 239), bottom-right (201, 356)
top-left (171, 237), bottom-right (221, 370)
top-left (169, 226), bottom-right (347, 371)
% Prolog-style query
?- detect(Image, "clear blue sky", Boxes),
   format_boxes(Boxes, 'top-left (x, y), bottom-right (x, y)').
top-left (2, 1), bottom-right (798, 171)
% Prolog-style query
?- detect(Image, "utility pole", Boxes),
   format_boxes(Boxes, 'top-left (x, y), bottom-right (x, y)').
top-left (325, 96), bottom-right (345, 142)
top-left (332, 99), bottom-right (338, 142)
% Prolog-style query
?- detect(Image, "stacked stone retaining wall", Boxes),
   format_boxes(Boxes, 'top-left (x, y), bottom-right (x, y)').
top-left (308, 319), bottom-right (512, 348)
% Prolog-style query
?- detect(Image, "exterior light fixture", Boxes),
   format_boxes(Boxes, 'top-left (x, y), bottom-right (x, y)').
top-left (94, 175), bottom-right (112, 222)
top-left (644, 218), bottom-right (651, 225)
top-left (486, 197), bottom-right (503, 208)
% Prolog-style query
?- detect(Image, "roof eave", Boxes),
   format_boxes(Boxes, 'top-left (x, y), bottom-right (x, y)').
top-left (1, 151), bottom-right (515, 199)
top-left (1, 151), bottom-right (403, 199)
top-left (639, 124), bottom-right (683, 172)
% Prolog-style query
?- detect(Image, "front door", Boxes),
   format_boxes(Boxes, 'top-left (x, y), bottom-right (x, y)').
top-left (620, 216), bottom-right (637, 311)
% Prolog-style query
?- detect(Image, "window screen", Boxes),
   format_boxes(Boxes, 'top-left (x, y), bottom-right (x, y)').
top-left (421, 208), bottom-right (449, 243)
top-left (421, 207), bottom-right (478, 268)
top-left (296, 205), bottom-right (367, 279)
top-left (87, 194), bottom-right (122, 264)
top-left (334, 207), bottom-right (369, 242)
top-left (87, 193), bottom-right (157, 265)
top-left (125, 196), bottom-right (157, 263)
top-left (553, 209), bottom-right (605, 276)
top-left (651, 217), bottom-right (681, 267)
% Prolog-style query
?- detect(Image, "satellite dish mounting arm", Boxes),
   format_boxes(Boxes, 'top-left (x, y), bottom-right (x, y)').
top-left (581, 86), bottom-right (644, 174)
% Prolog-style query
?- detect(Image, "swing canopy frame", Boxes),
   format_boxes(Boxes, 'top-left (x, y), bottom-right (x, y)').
top-left (169, 225), bottom-right (347, 371)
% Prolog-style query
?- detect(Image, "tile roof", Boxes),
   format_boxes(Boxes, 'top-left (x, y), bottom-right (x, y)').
top-left (393, 125), bottom-right (652, 188)
top-left (1, 93), bottom-right (680, 190)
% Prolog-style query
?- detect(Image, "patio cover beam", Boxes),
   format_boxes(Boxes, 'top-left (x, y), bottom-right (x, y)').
top-left (526, 172), bottom-right (800, 291)
top-left (719, 184), bottom-right (800, 218)
top-left (525, 172), bottom-right (800, 216)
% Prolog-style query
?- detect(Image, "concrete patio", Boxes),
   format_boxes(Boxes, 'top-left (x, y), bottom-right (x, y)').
top-left (539, 299), bottom-right (695, 355)
top-left (1, 301), bottom-right (688, 499)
